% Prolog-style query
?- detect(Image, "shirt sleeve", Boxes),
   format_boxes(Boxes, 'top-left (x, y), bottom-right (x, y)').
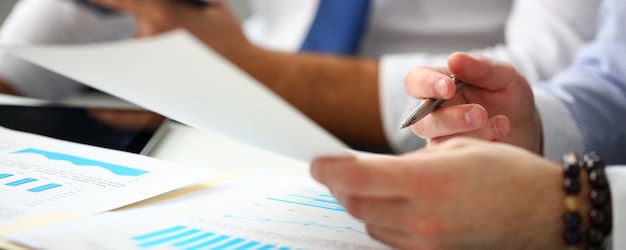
top-left (0, 0), bottom-right (135, 100)
top-left (533, 0), bottom-right (626, 165)
top-left (379, 0), bottom-right (600, 153)
top-left (532, 90), bottom-right (584, 162)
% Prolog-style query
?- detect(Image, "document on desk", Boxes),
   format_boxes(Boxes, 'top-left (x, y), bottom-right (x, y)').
top-left (0, 126), bottom-right (216, 233)
top-left (0, 30), bottom-right (352, 163)
top-left (8, 171), bottom-right (391, 250)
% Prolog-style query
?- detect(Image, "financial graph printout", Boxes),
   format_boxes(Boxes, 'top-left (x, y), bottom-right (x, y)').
top-left (10, 172), bottom-right (391, 250)
top-left (0, 126), bottom-right (214, 226)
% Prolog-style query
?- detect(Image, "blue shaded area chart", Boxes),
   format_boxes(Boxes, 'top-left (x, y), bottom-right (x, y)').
top-left (222, 215), bottom-right (366, 235)
top-left (131, 225), bottom-right (289, 250)
top-left (12, 148), bottom-right (148, 176)
top-left (266, 189), bottom-right (346, 212)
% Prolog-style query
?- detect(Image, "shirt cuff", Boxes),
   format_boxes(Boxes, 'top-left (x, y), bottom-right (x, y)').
top-left (606, 166), bottom-right (626, 250)
top-left (533, 89), bottom-right (584, 162)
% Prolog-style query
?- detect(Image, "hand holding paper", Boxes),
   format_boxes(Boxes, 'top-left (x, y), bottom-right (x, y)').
top-left (1, 30), bottom-right (352, 162)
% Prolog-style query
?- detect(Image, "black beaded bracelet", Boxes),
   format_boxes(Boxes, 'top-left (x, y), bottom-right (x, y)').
top-left (583, 152), bottom-right (612, 250)
top-left (561, 152), bottom-right (612, 250)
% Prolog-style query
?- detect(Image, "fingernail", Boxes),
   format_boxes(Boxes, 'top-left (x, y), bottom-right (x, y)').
top-left (435, 78), bottom-right (448, 97)
top-left (464, 107), bottom-right (483, 126)
top-left (495, 119), bottom-right (509, 136)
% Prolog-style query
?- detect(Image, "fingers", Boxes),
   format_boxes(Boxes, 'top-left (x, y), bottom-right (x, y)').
top-left (334, 194), bottom-right (412, 228)
top-left (447, 52), bottom-right (522, 91)
top-left (310, 156), bottom-right (412, 197)
top-left (404, 52), bottom-right (523, 102)
top-left (410, 104), bottom-right (488, 138)
top-left (404, 66), bottom-right (455, 99)
top-left (427, 115), bottom-right (511, 145)
top-left (366, 224), bottom-right (422, 250)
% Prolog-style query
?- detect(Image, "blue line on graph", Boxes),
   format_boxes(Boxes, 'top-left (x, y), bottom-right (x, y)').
top-left (13, 148), bottom-right (148, 176)
top-left (172, 232), bottom-right (215, 247)
top-left (28, 183), bottom-right (62, 192)
top-left (184, 235), bottom-right (229, 250)
top-left (6, 178), bottom-right (37, 186)
top-left (223, 215), bottom-right (366, 235)
top-left (132, 225), bottom-right (187, 241)
top-left (0, 173), bottom-right (13, 179)
top-left (266, 198), bottom-right (346, 212)
top-left (286, 194), bottom-right (340, 205)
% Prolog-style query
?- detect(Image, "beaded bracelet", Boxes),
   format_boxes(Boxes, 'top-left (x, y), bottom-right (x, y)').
top-left (562, 152), bottom-right (612, 250)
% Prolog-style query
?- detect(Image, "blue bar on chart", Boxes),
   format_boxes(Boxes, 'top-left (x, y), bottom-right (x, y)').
top-left (172, 232), bottom-right (215, 247)
top-left (27, 183), bottom-right (62, 192)
top-left (185, 235), bottom-right (230, 250)
top-left (233, 241), bottom-right (260, 250)
top-left (6, 178), bottom-right (37, 186)
top-left (212, 238), bottom-right (245, 250)
top-left (257, 245), bottom-right (277, 250)
top-left (137, 229), bottom-right (202, 248)
top-left (132, 225), bottom-right (291, 250)
top-left (132, 225), bottom-right (187, 241)
top-left (0, 173), bottom-right (14, 179)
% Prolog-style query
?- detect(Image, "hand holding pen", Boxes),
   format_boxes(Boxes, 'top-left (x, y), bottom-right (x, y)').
top-left (401, 52), bottom-right (542, 153)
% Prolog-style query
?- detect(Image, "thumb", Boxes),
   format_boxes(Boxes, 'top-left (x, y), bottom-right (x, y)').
top-left (447, 52), bottom-right (521, 92)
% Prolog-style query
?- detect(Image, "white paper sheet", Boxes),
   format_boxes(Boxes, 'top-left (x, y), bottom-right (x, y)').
top-left (0, 126), bottom-right (216, 230)
top-left (0, 30), bottom-right (352, 163)
top-left (9, 171), bottom-right (390, 250)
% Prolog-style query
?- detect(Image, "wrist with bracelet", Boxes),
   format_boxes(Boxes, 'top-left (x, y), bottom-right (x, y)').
top-left (562, 152), bottom-right (612, 250)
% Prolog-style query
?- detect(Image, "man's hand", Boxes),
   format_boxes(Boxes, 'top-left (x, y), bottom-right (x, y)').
top-left (311, 138), bottom-right (587, 249)
top-left (89, 0), bottom-right (251, 53)
top-left (404, 52), bottom-right (543, 154)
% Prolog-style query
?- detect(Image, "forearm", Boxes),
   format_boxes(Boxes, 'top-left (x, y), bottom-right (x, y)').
top-left (164, 5), bottom-right (390, 151)
top-left (223, 46), bottom-right (389, 152)
top-left (0, 78), bottom-right (19, 96)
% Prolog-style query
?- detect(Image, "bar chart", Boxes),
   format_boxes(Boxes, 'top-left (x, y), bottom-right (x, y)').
top-left (2, 173), bottom-right (63, 193)
top-left (131, 225), bottom-right (291, 250)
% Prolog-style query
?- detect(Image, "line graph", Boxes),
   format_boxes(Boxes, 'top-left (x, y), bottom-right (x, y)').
top-left (222, 214), bottom-right (366, 235)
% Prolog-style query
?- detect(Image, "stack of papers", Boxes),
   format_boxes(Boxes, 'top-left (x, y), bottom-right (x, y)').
top-left (0, 30), bottom-right (378, 249)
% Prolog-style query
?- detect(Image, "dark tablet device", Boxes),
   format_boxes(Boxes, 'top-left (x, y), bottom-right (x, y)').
top-left (0, 104), bottom-right (169, 155)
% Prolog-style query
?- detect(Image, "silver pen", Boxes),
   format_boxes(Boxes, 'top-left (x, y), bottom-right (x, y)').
top-left (400, 75), bottom-right (466, 129)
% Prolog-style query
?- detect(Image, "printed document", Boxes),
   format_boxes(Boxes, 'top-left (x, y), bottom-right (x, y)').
top-left (0, 126), bottom-right (215, 233)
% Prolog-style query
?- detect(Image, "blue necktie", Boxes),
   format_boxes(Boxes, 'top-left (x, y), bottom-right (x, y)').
top-left (300, 0), bottom-right (371, 55)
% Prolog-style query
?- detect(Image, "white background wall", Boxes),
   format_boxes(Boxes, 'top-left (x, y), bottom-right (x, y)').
top-left (0, 0), bottom-right (249, 26)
